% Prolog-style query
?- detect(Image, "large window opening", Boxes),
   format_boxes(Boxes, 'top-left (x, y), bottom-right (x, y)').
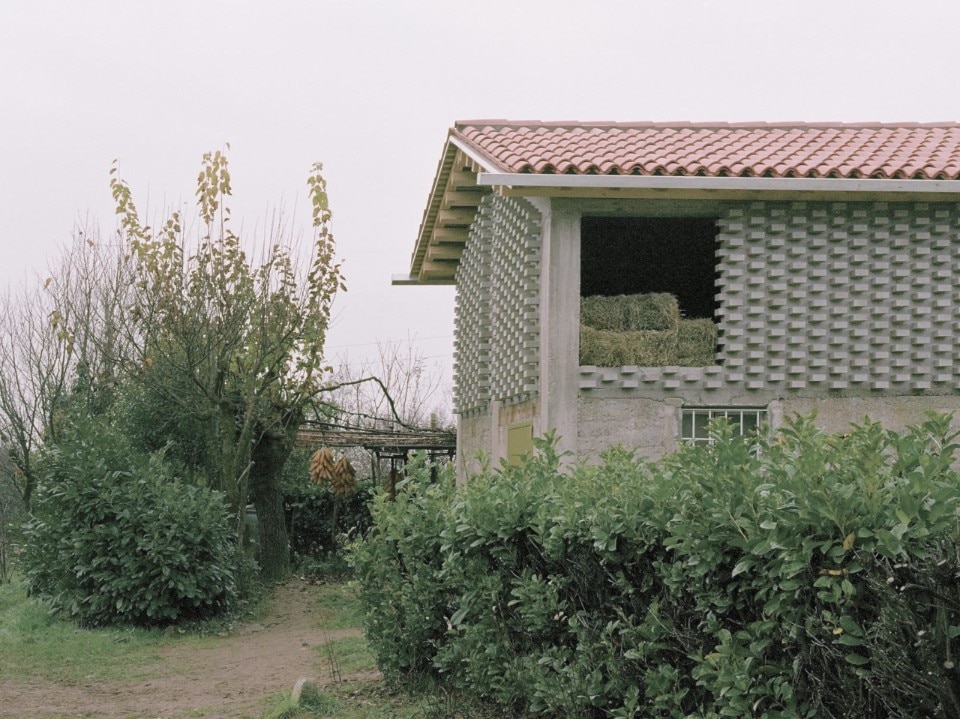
top-left (581, 217), bottom-right (719, 317)
top-left (579, 216), bottom-right (720, 367)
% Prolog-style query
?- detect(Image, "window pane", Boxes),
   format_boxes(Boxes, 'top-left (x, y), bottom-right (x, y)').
top-left (694, 412), bottom-right (710, 440)
top-left (681, 408), bottom-right (767, 447)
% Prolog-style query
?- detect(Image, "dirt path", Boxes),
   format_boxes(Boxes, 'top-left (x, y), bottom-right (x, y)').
top-left (0, 581), bottom-right (379, 718)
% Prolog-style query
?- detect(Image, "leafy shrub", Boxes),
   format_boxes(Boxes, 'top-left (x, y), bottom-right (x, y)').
top-left (20, 418), bottom-right (236, 626)
top-left (353, 416), bottom-right (960, 718)
top-left (350, 457), bottom-right (457, 680)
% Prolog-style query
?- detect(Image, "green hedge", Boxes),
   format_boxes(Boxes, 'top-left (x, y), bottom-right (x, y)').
top-left (20, 420), bottom-right (236, 626)
top-left (351, 415), bottom-right (960, 718)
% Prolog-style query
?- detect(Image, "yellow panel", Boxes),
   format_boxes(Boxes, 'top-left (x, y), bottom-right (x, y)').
top-left (506, 422), bottom-right (533, 466)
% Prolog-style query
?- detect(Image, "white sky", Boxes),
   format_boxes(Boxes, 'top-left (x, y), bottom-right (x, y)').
top-left (3, 0), bottom-right (960, 396)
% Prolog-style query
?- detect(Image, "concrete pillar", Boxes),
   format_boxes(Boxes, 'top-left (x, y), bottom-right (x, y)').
top-left (537, 199), bottom-right (580, 461)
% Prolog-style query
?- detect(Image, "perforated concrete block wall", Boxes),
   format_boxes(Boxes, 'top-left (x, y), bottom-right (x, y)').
top-left (454, 195), bottom-right (542, 415)
top-left (580, 200), bottom-right (960, 400)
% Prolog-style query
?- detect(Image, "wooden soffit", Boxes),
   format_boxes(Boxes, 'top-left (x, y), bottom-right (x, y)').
top-left (399, 142), bottom-right (492, 285)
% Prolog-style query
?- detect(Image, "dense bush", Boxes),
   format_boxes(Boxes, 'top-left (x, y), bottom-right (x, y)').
top-left (20, 418), bottom-right (237, 626)
top-left (350, 455), bottom-right (457, 679)
top-left (352, 416), bottom-right (960, 718)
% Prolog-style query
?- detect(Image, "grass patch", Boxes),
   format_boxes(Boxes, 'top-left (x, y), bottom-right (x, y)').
top-left (262, 686), bottom-right (341, 718)
top-left (317, 635), bottom-right (377, 677)
top-left (311, 581), bottom-right (365, 630)
top-left (0, 575), bottom-right (170, 684)
top-left (262, 682), bottom-right (420, 719)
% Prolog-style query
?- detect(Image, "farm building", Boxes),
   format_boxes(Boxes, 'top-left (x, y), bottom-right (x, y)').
top-left (395, 121), bottom-right (960, 478)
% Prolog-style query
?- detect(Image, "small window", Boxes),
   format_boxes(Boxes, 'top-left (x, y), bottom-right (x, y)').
top-left (681, 407), bottom-right (767, 445)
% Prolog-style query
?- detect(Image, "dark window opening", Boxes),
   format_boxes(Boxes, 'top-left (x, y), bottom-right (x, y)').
top-left (580, 216), bottom-right (719, 319)
top-left (579, 216), bottom-right (721, 368)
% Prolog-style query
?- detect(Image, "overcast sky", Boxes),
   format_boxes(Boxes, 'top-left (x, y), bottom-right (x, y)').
top-left (3, 0), bottom-right (960, 396)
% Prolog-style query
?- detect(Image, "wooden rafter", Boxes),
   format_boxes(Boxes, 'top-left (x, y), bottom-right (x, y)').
top-left (406, 142), bottom-right (491, 284)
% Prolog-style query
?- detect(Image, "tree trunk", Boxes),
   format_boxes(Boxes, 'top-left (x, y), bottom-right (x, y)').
top-left (249, 421), bottom-right (297, 582)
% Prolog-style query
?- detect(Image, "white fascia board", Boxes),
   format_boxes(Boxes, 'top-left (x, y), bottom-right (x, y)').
top-left (475, 173), bottom-right (960, 194)
top-left (448, 135), bottom-right (500, 174)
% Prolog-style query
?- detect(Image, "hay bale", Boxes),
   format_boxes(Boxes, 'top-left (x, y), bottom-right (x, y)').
top-left (676, 318), bottom-right (717, 366)
top-left (581, 325), bottom-right (679, 366)
top-left (621, 293), bottom-right (681, 331)
top-left (621, 328), bottom-right (680, 365)
top-left (580, 295), bottom-right (627, 331)
top-left (580, 325), bottom-right (627, 366)
top-left (581, 317), bottom-right (717, 368)
top-left (580, 293), bottom-right (680, 332)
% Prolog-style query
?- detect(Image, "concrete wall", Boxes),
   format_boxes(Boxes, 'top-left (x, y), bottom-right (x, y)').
top-left (578, 394), bottom-right (960, 464)
top-left (779, 395), bottom-right (960, 436)
top-left (455, 196), bottom-right (960, 471)
top-left (454, 195), bottom-right (542, 416)
top-left (456, 412), bottom-right (492, 481)
top-left (453, 195), bottom-right (542, 477)
top-left (578, 395), bottom-right (681, 462)
top-left (456, 398), bottom-right (540, 482)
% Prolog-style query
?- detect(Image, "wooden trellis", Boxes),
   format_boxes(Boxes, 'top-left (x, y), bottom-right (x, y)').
top-left (296, 425), bottom-right (456, 496)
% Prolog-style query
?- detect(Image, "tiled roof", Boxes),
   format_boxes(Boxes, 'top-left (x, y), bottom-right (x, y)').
top-left (453, 121), bottom-right (960, 180)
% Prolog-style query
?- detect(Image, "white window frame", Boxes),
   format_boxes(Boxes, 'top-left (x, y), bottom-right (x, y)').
top-left (681, 406), bottom-right (767, 445)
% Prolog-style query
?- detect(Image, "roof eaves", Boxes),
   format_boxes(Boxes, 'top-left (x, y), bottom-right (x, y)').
top-left (402, 139), bottom-right (460, 285)
top-left (400, 128), bottom-right (496, 286)
top-left (448, 130), bottom-right (510, 174)
top-left (475, 172), bottom-right (960, 196)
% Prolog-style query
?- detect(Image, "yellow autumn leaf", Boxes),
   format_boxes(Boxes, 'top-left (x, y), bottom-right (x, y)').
top-left (843, 533), bottom-right (856, 552)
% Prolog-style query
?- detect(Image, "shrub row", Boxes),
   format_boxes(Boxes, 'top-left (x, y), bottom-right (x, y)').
top-left (352, 415), bottom-right (960, 718)
top-left (284, 481), bottom-right (373, 559)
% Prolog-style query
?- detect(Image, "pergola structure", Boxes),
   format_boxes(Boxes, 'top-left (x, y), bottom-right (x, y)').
top-left (296, 424), bottom-right (456, 493)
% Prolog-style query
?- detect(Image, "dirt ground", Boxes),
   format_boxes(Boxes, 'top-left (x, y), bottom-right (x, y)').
top-left (0, 581), bottom-right (379, 719)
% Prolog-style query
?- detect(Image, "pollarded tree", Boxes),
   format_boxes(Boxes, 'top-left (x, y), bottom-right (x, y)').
top-left (108, 150), bottom-right (344, 580)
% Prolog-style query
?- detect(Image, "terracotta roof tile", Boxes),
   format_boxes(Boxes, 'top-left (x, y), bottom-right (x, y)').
top-left (453, 121), bottom-right (960, 180)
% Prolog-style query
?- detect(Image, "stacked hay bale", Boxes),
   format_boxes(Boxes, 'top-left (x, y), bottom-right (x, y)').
top-left (579, 293), bottom-right (716, 367)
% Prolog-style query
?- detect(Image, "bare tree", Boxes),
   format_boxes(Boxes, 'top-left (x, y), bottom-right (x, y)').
top-left (0, 230), bottom-right (128, 507)
top-left (325, 340), bottom-right (452, 433)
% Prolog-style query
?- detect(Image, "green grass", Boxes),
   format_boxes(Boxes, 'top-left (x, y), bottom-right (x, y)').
top-left (310, 580), bottom-right (365, 630)
top-left (261, 683), bottom-right (421, 718)
top-left (317, 635), bottom-right (377, 677)
top-left (0, 575), bottom-right (172, 684)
